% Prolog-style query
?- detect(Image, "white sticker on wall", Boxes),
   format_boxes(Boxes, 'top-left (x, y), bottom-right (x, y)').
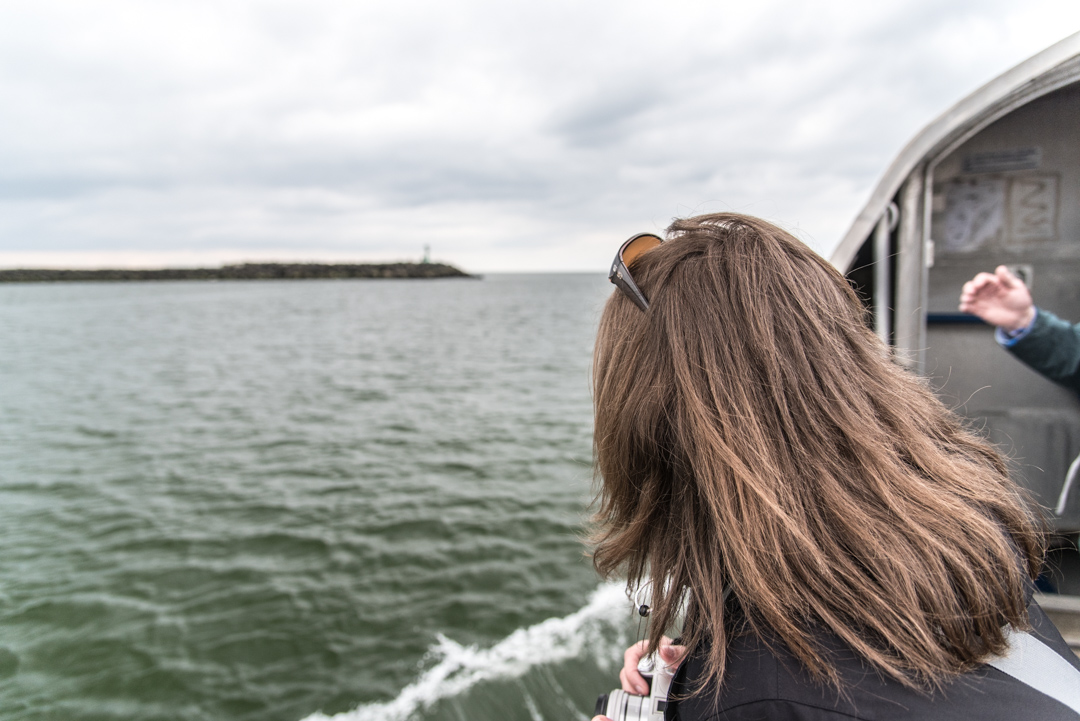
top-left (943, 178), bottom-right (1005, 253)
top-left (1008, 174), bottom-right (1058, 243)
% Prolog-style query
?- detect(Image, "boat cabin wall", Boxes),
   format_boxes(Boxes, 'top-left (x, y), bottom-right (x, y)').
top-left (924, 81), bottom-right (1080, 536)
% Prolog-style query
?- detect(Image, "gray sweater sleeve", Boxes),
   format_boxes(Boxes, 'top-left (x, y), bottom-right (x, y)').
top-left (1007, 309), bottom-right (1080, 394)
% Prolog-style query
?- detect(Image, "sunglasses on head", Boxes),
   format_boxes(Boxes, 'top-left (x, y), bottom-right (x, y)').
top-left (608, 232), bottom-right (663, 311)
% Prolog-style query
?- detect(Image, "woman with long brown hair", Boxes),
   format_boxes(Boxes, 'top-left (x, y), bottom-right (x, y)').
top-left (590, 214), bottom-right (1080, 720)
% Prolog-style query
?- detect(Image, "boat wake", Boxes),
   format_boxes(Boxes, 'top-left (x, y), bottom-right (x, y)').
top-left (301, 582), bottom-right (630, 721)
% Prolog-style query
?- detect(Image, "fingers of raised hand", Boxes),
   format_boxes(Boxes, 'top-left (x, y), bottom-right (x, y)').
top-left (970, 272), bottom-right (1001, 293)
top-left (960, 273), bottom-right (1004, 308)
top-left (995, 265), bottom-right (1021, 288)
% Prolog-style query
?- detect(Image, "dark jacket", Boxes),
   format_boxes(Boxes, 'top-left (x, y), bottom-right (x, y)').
top-left (1008, 309), bottom-right (1080, 393)
top-left (666, 598), bottom-right (1080, 720)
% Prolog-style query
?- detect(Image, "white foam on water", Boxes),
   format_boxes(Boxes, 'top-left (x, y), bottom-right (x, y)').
top-left (301, 582), bottom-right (630, 721)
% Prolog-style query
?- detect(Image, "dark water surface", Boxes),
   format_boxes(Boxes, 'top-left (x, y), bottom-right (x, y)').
top-left (0, 275), bottom-right (637, 721)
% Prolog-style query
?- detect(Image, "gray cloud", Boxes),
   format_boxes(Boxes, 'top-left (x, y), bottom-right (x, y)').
top-left (0, 0), bottom-right (1077, 270)
top-left (552, 81), bottom-right (672, 148)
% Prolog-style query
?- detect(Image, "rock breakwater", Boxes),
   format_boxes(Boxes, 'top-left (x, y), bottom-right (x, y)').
top-left (0, 262), bottom-right (473, 283)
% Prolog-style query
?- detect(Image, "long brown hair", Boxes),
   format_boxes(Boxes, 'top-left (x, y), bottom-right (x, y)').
top-left (591, 213), bottom-right (1044, 691)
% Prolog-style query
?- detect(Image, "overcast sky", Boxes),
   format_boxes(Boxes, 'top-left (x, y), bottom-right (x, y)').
top-left (1, 1), bottom-right (1078, 272)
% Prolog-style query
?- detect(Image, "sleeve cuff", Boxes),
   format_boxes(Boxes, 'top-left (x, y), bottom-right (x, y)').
top-left (996, 308), bottom-right (1039, 347)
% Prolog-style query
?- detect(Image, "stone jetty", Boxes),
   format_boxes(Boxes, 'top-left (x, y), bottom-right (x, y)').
top-left (0, 262), bottom-right (473, 283)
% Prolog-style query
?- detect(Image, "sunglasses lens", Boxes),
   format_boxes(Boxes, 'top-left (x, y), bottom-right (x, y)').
top-left (621, 234), bottom-right (662, 266)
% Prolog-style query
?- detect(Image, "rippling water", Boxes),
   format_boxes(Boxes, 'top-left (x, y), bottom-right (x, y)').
top-left (0, 275), bottom-right (639, 721)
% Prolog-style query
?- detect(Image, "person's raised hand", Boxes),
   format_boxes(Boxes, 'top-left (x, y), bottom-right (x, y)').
top-left (620, 637), bottom-right (687, 695)
top-left (959, 265), bottom-right (1035, 332)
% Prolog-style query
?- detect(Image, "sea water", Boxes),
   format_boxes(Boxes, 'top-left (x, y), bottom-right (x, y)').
top-left (0, 275), bottom-right (642, 721)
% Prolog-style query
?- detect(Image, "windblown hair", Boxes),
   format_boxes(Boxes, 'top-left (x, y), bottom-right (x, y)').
top-left (591, 213), bottom-right (1044, 692)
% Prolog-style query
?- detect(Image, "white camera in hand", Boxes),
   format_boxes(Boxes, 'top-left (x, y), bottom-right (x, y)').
top-left (594, 654), bottom-right (674, 721)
